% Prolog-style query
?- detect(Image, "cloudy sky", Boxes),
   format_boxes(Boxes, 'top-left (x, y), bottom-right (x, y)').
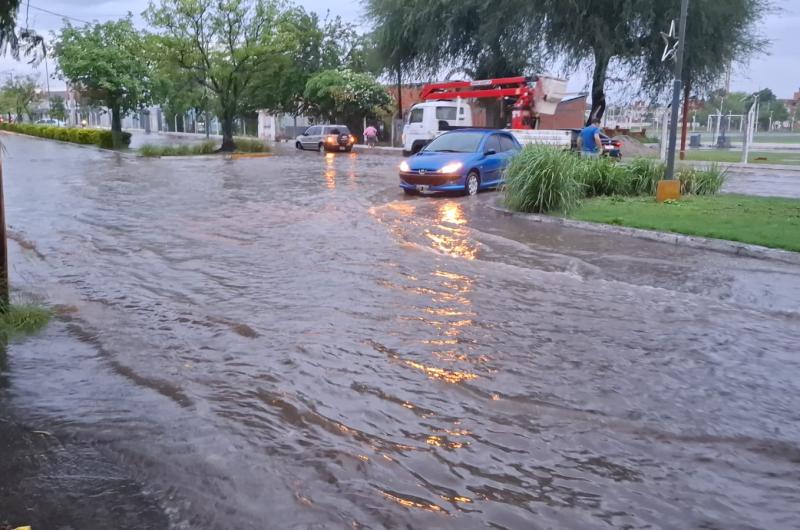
top-left (2, 0), bottom-right (798, 100)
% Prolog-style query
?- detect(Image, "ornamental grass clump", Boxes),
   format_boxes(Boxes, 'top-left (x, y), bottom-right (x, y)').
top-left (624, 157), bottom-right (665, 196)
top-left (581, 156), bottom-right (630, 197)
top-left (503, 146), bottom-right (582, 214)
top-left (679, 163), bottom-right (727, 195)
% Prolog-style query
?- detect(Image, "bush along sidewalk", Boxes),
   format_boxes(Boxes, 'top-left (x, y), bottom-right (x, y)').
top-left (0, 122), bottom-right (131, 149)
top-left (503, 146), bottom-right (726, 214)
top-left (138, 138), bottom-right (270, 157)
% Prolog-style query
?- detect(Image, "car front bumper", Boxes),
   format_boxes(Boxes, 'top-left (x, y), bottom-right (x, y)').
top-left (399, 171), bottom-right (465, 192)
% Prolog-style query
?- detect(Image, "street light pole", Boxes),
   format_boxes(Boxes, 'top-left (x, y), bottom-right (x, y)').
top-left (664, 0), bottom-right (690, 182)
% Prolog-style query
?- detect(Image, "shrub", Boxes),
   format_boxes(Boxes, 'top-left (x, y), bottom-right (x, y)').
top-left (234, 138), bottom-right (269, 153)
top-left (504, 146), bottom-right (583, 214)
top-left (581, 157), bottom-right (631, 197)
top-left (0, 122), bottom-right (131, 149)
top-left (138, 140), bottom-right (220, 157)
top-left (679, 163), bottom-right (727, 195)
top-left (624, 157), bottom-right (665, 196)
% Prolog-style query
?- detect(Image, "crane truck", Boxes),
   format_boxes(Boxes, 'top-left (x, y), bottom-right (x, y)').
top-left (401, 75), bottom-right (571, 156)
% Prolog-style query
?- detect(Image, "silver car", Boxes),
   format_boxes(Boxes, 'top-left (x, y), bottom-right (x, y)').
top-left (296, 125), bottom-right (356, 153)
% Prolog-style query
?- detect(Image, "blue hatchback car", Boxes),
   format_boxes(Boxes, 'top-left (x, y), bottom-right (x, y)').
top-left (399, 129), bottom-right (522, 195)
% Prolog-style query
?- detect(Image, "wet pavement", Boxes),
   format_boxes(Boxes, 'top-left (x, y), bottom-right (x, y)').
top-left (2, 133), bottom-right (800, 529)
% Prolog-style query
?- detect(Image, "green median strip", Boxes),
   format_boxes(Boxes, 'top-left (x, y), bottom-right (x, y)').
top-left (568, 195), bottom-right (800, 252)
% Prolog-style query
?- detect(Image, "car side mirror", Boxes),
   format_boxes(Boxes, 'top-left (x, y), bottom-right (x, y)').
top-left (484, 149), bottom-right (497, 156)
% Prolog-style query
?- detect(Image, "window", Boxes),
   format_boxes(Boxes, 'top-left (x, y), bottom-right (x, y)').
top-left (424, 131), bottom-right (483, 153)
top-left (409, 108), bottom-right (424, 124)
top-left (435, 106), bottom-right (457, 121)
top-left (499, 135), bottom-right (518, 152)
top-left (484, 135), bottom-right (503, 153)
top-left (307, 126), bottom-right (320, 136)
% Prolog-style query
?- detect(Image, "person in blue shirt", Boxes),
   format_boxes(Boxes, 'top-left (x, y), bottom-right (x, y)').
top-left (578, 118), bottom-right (603, 157)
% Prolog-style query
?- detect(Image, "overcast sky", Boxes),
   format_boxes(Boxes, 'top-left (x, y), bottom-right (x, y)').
top-left (2, 0), bottom-right (798, 101)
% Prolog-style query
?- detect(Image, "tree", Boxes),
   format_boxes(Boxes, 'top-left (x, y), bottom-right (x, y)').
top-left (0, 0), bottom-right (45, 61)
top-left (54, 17), bottom-right (152, 148)
top-left (304, 69), bottom-right (391, 131)
top-left (146, 0), bottom-right (280, 151)
top-left (639, 0), bottom-right (770, 156)
top-left (365, 0), bottom-right (544, 127)
top-left (0, 75), bottom-right (39, 121)
top-left (146, 35), bottom-right (206, 132)
top-left (49, 95), bottom-right (67, 122)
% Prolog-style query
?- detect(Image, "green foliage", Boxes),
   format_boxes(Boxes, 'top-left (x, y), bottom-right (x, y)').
top-left (49, 95), bottom-right (67, 122)
top-left (365, 0), bottom-right (543, 79)
top-left (504, 147), bottom-right (710, 214)
top-left (146, 0), bottom-right (281, 151)
top-left (0, 122), bottom-right (131, 148)
top-left (0, 75), bottom-right (39, 120)
top-left (54, 17), bottom-right (151, 147)
top-left (503, 147), bottom-right (583, 214)
top-left (678, 164), bottom-right (728, 195)
top-left (304, 69), bottom-right (391, 127)
top-left (0, 303), bottom-right (51, 340)
top-left (640, 0), bottom-right (771, 96)
top-left (138, 139), bottom-right (268, 156)
top-left (624, 157), bottom-right (665, 196)
top-left (233, 138), bottom-right (270, 152)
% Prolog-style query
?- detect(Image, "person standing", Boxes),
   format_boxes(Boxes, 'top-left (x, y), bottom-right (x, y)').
top-left (578, 118), bottom-right (603, 157)
top-left (364, 124), bottom-right (378, 148)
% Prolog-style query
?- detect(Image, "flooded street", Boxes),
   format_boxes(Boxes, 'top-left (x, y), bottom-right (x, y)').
top-left (2, 133), bottom-right (800, 529)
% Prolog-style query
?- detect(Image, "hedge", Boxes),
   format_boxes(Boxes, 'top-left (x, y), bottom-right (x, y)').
top-left (0, 122), bottom-right (131, 149)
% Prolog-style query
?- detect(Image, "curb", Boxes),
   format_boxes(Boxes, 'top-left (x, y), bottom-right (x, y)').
top-left (488, 201), bottom-right (800, 266)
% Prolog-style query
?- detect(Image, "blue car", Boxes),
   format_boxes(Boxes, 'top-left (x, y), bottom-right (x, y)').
top-left (399, 129), bottom-right (521, 196)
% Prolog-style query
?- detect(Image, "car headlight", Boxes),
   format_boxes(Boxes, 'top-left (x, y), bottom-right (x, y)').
top-left (399, 161), bottom-right (410, 172)
top-left (439, 161), bottom-right (463, 174)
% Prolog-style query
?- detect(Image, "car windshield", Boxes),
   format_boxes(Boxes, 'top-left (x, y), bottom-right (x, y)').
top-left (423, 132), bottom-right (483, 153)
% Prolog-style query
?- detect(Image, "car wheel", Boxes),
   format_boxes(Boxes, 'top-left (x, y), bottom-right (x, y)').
top-left (295, 141), bottom-right (303, 150)
top-left (465, 171), bottom-right (480, 196)
top-left (318, 143), bottom-right (326, 153)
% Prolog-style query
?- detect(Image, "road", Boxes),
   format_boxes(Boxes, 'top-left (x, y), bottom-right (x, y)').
top-left (2, 134), bottom-right (800, 529)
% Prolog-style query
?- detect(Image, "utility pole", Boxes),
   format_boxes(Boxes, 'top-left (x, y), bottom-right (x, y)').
top-left (0, 151), bottom-right (8, 309)
top-left (658, 0), bottom-right (690, 200)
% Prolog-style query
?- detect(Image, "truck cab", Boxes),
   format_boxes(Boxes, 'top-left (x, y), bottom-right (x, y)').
top-left (402, 101), bottom-right (472, 156)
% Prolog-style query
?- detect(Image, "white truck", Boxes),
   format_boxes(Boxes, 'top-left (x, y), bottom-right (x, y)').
top-left (401, 76), bottom-right (572, 155)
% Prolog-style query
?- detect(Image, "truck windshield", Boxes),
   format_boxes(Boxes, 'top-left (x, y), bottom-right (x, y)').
top-left (423, 132), bottom-right (483, 153)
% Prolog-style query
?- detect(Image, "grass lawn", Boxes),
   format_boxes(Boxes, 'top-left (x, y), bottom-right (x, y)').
top-left (569, 195), bottom-right (800, 252)
top-left (683, 150), bottom-right (800, 166)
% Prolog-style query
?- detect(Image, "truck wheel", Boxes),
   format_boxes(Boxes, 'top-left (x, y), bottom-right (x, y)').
top-left (465, 171), bottom-right (480, 196)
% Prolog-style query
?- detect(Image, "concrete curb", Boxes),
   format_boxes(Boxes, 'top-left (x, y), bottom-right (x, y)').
top-left (488, 201), bottom-right (800, 266)
top-left (353, 144), bottom-right (403, 156)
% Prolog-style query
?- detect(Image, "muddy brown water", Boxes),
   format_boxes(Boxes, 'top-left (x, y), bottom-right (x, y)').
top-left (2, 133), bottom-right (800, 529)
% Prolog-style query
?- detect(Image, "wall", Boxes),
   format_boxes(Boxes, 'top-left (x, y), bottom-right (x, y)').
top-left (538, 96), bottom-right (587, 130)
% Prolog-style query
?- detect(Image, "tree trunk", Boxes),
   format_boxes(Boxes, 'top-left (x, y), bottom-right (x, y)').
top-left (396, 66), bottom-right (403, 121)
top-left (679, 78), bottom-right (691, 160)
top-left (220, 111), bottom-right (236, 152)
top-left (588, 50), bottom-right (610, 125)
top-left (111, 105), bottom-right (122, 149)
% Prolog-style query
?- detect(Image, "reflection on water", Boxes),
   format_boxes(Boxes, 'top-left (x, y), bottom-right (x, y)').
top-left (425, 201), bottom-right (477, 260)
top-left (324, 152), bottom-right (336, 189)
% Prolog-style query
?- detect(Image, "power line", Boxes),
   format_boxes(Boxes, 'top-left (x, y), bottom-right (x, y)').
top-left (23, 2), bottom-right (91, 25)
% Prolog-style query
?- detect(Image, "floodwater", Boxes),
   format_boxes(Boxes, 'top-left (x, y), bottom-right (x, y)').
top-left (2, 134), bottom-right (800, 529)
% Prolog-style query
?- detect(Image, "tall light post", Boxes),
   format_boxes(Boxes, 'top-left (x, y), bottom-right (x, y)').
top-left (662, 0), bottom-right (690, 191)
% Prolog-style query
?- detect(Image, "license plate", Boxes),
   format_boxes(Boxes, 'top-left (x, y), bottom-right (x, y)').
top-left (416, 185), bottom-right (429, 192)
top-left (339, 146), bottom-right (346, 151)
